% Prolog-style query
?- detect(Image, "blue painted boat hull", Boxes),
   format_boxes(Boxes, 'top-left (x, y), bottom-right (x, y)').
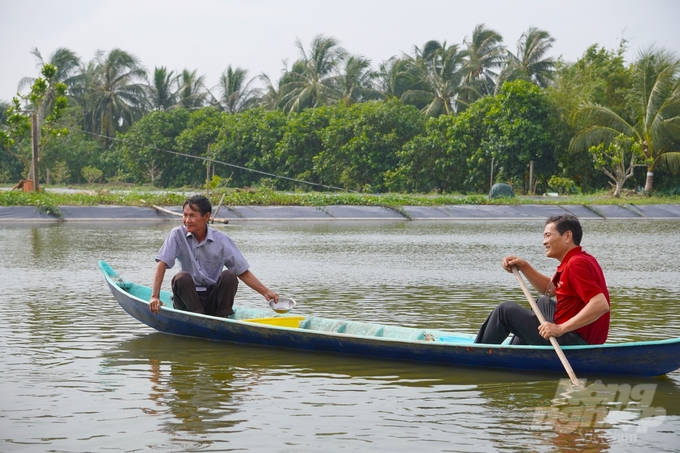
top-left (99, 260), bottom-right (680, 377)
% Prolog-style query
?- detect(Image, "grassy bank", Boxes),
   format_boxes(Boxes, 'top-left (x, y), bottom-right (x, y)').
top-left (1, 185), bottom-right (680, 211)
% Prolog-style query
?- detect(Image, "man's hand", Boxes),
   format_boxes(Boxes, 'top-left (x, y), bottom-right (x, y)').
top-left (538, 321), bottom-right (564, 339)
top-left (264, 289), bottom-right (279, 304)
top-left (150, 261), bottom-right (168, 315)
top-left (502, 255), bottom-right (526, 273)
top-left (149, 296), bottom-right (162, 314)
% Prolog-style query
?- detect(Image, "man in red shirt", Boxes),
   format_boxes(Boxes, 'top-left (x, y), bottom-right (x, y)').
top-left (474, 215), bottom-right (610, 345)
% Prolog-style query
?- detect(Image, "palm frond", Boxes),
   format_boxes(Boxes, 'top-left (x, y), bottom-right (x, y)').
top-left (657, 151), bottom-right (680, 174)
top-left (570, 124), bottom-right (624, 153)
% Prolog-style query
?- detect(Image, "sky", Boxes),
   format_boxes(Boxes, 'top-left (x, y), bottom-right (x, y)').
top-left (1, 0), bottom-right (680, 102)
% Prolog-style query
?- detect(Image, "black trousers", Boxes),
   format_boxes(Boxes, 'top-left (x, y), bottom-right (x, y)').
top-left (171, 270), bottom-right (238, 317)
top-left (474, 296), bottom-right (587, 345)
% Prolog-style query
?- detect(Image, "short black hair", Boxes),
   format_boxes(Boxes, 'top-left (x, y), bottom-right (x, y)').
top-left (183, 195), bottom-right (212, 216)
top-left (546, 215), bottom-right (583, 245)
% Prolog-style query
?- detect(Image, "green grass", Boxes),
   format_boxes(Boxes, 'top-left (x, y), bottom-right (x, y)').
top-left (1, 184), bottom-right (679, 210)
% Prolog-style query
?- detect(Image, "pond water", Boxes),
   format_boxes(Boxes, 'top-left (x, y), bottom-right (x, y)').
top-left (1, 220), bottom-right (679, 452)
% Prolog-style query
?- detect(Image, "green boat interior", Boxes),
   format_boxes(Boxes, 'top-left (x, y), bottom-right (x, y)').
top-left (114, 275), bottom-right (479, 344)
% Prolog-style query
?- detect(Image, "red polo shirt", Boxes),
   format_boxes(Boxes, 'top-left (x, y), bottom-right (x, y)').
top-left (552, 246), bottom-right (610, 344)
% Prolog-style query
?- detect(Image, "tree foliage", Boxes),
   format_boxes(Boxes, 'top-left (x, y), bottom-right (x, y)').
top-left (589, 134), bottom-right (646, 197)
top-left (3, 34), bottom-right (679, 194)
top-left (118, 109), bottom-right (192, 186)
top-left (1, 63), bottom-right (69, 179)
top-left (314, 101), bottom-right (425, 191)
top-left (572, 46), bottom-right (680, 192)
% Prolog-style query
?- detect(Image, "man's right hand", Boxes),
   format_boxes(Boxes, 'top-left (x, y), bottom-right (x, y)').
top-left (149, 296), bottom-right (162, 314)
top-left (502, 255), bottom-right (526, 273)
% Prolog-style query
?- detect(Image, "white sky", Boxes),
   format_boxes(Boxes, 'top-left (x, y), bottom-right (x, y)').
top-left (1, 0), bottom-right (679, 102)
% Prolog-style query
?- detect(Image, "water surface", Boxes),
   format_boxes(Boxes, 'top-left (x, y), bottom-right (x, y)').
top-left (1, 220), bottom-right (679, 452)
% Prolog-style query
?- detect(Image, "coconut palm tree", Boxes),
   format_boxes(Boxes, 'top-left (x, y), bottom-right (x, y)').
top-left (177, 69), bottom-right (209, 110)
top-left (462, 24), bottom-right (505, 97)
top-left (402, 40), bottom-right (469, 116)
top-left (338, 54), bottom-right (378, 105)
top-left (86, 48), bottom-right (148, 142)
top-left (67, 60), bottom-right (100, 133)
top-left (256, 73), bottom-right (284, 110)
top-left (0, 100), bottom-right (10, 125)
top-left (279, 34), bottom-right (347, 112)
top-left (499, 27), bottom-right (556, 91)
top-left (571, 46), bottom-right (680, 192)
top-left (212, 65), bottom-right (259, 113)
top-left (147, 66), bottom-right (178, 111)
top-left (376, 56), bottom-right (417, 101)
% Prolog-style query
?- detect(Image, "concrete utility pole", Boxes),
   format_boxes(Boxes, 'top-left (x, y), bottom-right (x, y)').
top-left (31, 112), bottom-right (40, 192)
top-left (206, 144), bottom-right (211, 198)
top-left (529, 160), bottom-right (534, 196)
top-left (489, 157), bottom-right (494, 191)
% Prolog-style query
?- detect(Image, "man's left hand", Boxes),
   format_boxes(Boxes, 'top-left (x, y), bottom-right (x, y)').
top-left (265, 289), bottom-right (279, 303)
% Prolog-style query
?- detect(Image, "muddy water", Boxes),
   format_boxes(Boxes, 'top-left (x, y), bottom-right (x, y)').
top-left (1, 220), bottom-right (679, 452)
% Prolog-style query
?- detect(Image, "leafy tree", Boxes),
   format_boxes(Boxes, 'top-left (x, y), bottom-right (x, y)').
top-left (0, 101), bottom-right (21, 182)
top-left (571, 43), bottom-right (631, 113)
top-left (212, 65), bottom-right (259, 113)
top-left (548, 175), bottom-right (578, 195)
top-left (176, 108), bottom-right (225, 153)
top-left (313, 101), bottom-right (425, 192)
top-left (0, 99), bottom-right (32, 177)
top-left (386, 114), bottom-right (469, 193)
top-left (212, 108), bottom-right (287, 187)
top-left (118, 109), bottom-right (192, 186)
top-left (82, 165), bottom-right (103, 184)
top-left (41, 107), bottom-right (105, 184)
top-left (51, 160), bottom-right (71, 184)
top-left (451, 99), bottom-right (496, 192)
top-left (571, 46), bottom-right (680, 192)
top-left (273, 106), bottom-right (336, 188)
top-left (466, 80), bottom-right (558, 193)
top-left (547, 42), bottom-right (632, 192)
top-left (590, 134), bottom-right (646, 197)
top-left (0, 63), bottom-right (69, 186)
top-left (279, 34), bottom-right (347, 112)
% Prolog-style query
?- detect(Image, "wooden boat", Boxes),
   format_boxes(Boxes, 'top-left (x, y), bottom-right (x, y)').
top-left (99, 260), bottom-right (680, 377)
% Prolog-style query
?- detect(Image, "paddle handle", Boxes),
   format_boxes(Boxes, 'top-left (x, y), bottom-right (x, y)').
top-left (511, 267), bottom-right (583, 388)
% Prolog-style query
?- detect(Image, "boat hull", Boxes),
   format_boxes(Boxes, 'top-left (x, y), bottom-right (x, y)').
top-left (99, 261), bottom-right (680, 377)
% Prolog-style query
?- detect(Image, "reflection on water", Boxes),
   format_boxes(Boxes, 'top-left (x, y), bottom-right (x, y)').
top-left (1, 220), bottom-right (679, 452)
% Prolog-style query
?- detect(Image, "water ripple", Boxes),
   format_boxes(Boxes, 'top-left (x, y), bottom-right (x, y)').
top-left (1, 221), bottom-right (679, 452)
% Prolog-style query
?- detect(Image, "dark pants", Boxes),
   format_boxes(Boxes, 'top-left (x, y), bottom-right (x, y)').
top-left (474, 296), bottom-right (587, 345)
top-left (171, 270), bottom-right (238, 317)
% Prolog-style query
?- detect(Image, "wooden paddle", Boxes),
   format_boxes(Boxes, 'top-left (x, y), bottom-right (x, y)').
top-left (512, 267), bottom-right (583, 388)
